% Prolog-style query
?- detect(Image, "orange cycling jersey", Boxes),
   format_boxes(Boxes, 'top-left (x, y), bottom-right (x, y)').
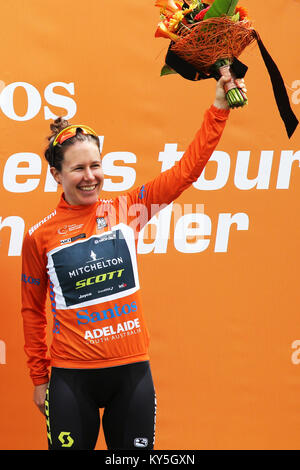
top-left (21, 105), bottom-right (229, 386)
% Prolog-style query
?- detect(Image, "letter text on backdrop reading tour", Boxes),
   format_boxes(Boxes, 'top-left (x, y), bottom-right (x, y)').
top-left (1, 82), bottom-right (299, 258)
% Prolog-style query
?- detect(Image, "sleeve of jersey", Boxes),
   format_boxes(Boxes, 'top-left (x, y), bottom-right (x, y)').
top-left (21, 233), bottom-right (50, 386)
top-left (127, 105), bottom-right (229, 222)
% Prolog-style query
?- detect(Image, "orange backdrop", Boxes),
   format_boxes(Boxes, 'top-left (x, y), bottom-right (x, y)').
top-left (0, 0), bottom-right (299, 450)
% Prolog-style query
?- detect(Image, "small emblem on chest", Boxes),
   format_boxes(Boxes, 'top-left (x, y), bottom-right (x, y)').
top-left (96, 217), bottom-right (107, 230)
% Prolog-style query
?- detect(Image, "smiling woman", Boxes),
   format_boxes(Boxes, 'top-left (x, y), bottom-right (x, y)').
top-left (21, 78), bottom-right (232, 450)
top-left (44, 119), bottom-right (104, 205)
top-left (50, 141), bottom-right (104, 206)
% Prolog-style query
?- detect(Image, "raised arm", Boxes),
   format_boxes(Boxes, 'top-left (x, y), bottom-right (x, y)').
top-left (126, 76), bottom-right (240, 222)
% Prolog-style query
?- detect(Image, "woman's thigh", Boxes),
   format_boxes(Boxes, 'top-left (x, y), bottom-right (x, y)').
top-left (46, 368), bottom-right (100, 450)
top-left (102, 362), bottom-right (157, 450)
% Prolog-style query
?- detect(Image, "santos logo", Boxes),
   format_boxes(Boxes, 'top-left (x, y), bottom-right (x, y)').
top-left (76, 301), bottom-right (137, 325)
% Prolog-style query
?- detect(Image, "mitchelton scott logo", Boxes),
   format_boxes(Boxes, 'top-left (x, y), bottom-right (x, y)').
top-left (48, 230), bottom-right (136, 308)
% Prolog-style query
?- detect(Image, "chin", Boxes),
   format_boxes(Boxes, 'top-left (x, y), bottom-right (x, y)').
top-left (79, 194), bottom-right (99, 205)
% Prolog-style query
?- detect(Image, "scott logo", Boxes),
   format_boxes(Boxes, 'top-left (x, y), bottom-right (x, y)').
top-left (75, 269), bottom-right (124, 289)
top-left (58, 431), bottom-right (74, 448)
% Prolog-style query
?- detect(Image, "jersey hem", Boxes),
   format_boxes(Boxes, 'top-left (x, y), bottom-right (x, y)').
top-left (50, 353), bottom-right (150, 370)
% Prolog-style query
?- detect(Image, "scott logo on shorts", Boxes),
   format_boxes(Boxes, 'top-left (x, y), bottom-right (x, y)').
top-left (58, 431), bottom-right (74, 448)
top-left (134, 437), bottom-right (148, 448)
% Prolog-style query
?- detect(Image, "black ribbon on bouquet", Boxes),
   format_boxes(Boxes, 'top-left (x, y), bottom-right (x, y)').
top-left (253, 31), bottom-right (298, 138)
top-left (165, 32), bottom-right (298, 138)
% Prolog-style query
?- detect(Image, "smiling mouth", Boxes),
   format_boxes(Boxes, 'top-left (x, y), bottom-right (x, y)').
top-left (79, 184), bottom-right (98, 192)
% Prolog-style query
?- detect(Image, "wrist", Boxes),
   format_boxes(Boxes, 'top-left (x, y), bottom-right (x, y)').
top-left (210, 104), bottom-right (230, 117)
top-left (213, 98), bottom-right (229, 110)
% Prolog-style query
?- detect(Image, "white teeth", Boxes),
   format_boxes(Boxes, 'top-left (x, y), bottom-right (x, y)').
top-left (80, 185), bottom-right (96, 191)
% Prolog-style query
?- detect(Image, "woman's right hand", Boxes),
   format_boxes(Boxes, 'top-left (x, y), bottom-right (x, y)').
top-left (214, 75), bottom-right (247, 110)
top-left (34, 383), bottom-right (49, 415)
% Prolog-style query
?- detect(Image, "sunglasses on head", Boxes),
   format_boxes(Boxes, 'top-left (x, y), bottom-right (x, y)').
top-left (52, 124), bottom-right (98, 146)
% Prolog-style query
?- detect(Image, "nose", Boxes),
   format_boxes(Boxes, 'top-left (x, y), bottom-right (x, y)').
top-left (83, 167), bottom-right (94, 181)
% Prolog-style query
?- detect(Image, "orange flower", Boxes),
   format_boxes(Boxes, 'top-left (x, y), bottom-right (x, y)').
top-left (235, 6), bottom-right (248, 20)
top-left (154, 21), bottom-right (180, 41)
top-left (154, 0), bottom-right (181, 14)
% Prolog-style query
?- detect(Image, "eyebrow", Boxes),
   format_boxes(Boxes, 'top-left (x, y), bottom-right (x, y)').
top-left (70, 160), bottom-right (102, 169)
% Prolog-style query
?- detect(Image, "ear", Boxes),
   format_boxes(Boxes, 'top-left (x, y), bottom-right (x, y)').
top-left (50, 167), bottom-right (62, 185)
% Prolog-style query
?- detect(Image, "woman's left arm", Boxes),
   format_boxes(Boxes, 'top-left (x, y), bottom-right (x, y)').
top-left (126, 77), bottom-right (235, 221)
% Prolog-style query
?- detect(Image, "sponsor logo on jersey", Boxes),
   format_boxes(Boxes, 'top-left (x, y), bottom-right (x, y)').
top-left (29, 210), bottom-right (56, 235)
top-left (68, 256), bottom-right (124, 279)
top-left (57, 223), bottom-right (84, 235)
top-left (96, 217), bottom-right (107, 230)
top-left (76, 300), bottom-right (137, 325)
top-left (21, 273), bottom-right (40, 286)
top-left (84, 317), bottom-right (141, 340)
top-left (60, 233), bottom-right (86, 245)
top-left (93, 233), bottom-right (116, 244)
top-left (75, 269), bottom-right (124, 290)
top-left (47, 228), bottom-right (138, 308)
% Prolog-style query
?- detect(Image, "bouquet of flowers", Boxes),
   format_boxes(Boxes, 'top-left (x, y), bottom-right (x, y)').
top-left (154, 0), bottom-right (298, 136)
top-left (154, 0), bottom-right (256, 108)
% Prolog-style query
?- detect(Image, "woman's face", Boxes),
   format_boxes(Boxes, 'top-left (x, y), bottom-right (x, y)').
top-left (50, 140), bottom-right (104, 206)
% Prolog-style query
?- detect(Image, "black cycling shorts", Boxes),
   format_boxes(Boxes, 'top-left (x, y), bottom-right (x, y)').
top-left (45, 361), bottom-right (156, 450)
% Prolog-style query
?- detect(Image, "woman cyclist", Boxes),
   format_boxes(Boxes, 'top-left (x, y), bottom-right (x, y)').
top-left (21, 76), bottom-right (245, 450)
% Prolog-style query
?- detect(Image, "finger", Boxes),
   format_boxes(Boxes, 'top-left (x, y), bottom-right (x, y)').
top-left (218, 75), bottom-right (231, 84)
top-left (235, 78), bottom-right (247, 92)
top-left (235, 78), bottom-right (243, 87)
